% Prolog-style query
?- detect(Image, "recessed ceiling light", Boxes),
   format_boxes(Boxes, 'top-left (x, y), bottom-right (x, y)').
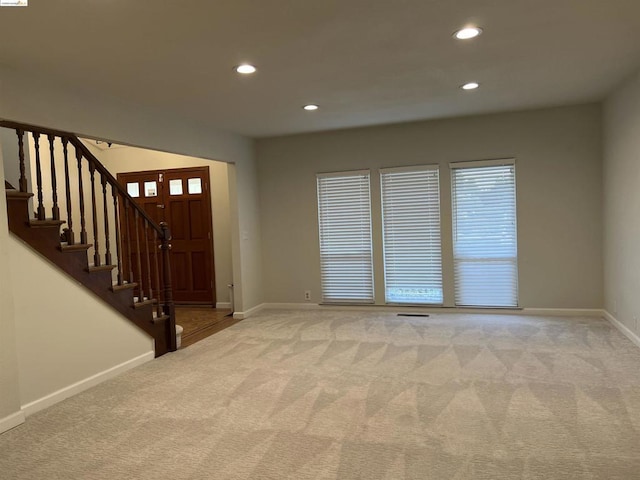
top-left (461, 82), bottom-right (480, 90)
top-left (460, 82), bottom-right (480, 90)
top-left (235, 64), bottom-right (256, 74)
top-left (303, 104), bottom-right (319, 111)
top-left (454, 27), bottom-right (482, 40)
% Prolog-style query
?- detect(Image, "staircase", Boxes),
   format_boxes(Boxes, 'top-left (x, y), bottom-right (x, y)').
top-left (1, 121), bottom-right (176, 357)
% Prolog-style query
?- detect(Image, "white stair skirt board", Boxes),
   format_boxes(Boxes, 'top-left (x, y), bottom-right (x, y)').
top-left (602, 310), bottom-right (640, 349)
top-left (20, 351), bottom-right (154, 417)
top-left (0, 411), bottom-right (26, 435)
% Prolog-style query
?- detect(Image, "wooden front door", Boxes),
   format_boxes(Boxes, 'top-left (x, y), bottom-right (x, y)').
top-left (117, 167), bottom-right (216, 304)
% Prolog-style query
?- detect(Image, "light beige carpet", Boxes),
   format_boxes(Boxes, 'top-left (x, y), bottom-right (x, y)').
top-left (2, 310), bottom-right (640, 479)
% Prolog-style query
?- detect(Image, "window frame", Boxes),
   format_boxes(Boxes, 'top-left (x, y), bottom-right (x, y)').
top-left (316, 170), bottom-right (375, 304)
top-left (450, 158), bottom-right (519, 308)
top-left (380, 164), bottom-right (443, 305)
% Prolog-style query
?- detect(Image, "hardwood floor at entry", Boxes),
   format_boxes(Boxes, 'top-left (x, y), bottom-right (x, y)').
top-left (175, 307), bottom-right (238, 348)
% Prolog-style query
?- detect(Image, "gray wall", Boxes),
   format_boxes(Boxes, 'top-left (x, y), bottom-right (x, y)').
top-left (1, 128), bottom-right (23, 189)
top-left (257, 104), bottom-right (603, 308)
top-left (604, 69), bottom-right (640, 334)
top-left (0, 148), bottom-right (23, 430)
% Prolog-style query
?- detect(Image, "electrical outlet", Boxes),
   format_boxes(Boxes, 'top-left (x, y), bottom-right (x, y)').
top-left (304, 290), bottom-right (311, 301)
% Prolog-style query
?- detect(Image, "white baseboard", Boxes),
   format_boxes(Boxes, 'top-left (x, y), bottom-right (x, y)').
top-left (234, 303), bottom-right (314, 319)
top-left (264, 303), bottom-right (321, 310)
top-left (0, 410), bottom-right (25, 434)
top-left (521, 308), bottom-right (604, 317)
top-left (602, 309), bottom-right (640, 349)
top-left (21, 351), bottom-right (154, 417)
top-left (216, 302), bottom-right (232, 309)
top-left (259, 303), bottom-right (603, 317)
top-left (233, 303), bottom-right (266, 320)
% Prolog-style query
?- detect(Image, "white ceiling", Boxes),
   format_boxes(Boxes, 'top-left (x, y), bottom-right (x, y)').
top-left (2, 1), bottom-right (640, 138)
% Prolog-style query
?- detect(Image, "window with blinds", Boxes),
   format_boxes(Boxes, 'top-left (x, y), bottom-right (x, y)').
top-left (380, 166), bottom-right (442, 304)
top-left (451, 160), bottom-right (518, 307)
top-left (317, 171), bottom-right (374, 303)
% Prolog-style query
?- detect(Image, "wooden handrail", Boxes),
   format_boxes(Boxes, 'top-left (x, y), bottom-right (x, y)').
top-left (0, 120), bottom-right (165, 238)
top-left (0, 120), bottom-right (83, 141)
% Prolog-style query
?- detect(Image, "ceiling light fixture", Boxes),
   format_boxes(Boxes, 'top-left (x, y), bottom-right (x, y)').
top-left (303, 104), bottom-right (319, 111)
top-left (454, 27), bottom-right (482, 40)
top-left (461, 82), bottom-right (480, 90)
top-left (235, 64), bottom-right (257, 74)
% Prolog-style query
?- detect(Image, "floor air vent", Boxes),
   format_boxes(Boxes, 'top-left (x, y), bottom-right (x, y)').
top-left (397, 313), bottom-right (430, 317)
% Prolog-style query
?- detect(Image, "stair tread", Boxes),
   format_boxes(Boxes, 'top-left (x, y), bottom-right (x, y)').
top-left (59, 243), bottom-right (93, 252)
top-left (88, 264), bottom-right (116, 272)
top-left (111, 282), bottom-right (138, 291)
top-left (29, 219), bottom-right (66, 227)
top-left (6, 191), bottom-right (33, 200)
top-left (133, 298), bottom-right (157, 309)
top-left (152, 314), bottom-right (170, 325)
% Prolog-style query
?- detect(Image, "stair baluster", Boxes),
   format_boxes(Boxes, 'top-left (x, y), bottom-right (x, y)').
top-left (124, 198), bottom-right (134, 283)
top-left (101, 174), bottom-right (112, 266)
top-left (16, 129), bottom-right (27, 193)
top-left (143, 219), bottom-right (153, 299)
top-left (113, 187), bottom-right (123, 286)
top-left (33, 133), bottom-right (46, 220)
top-left (61, 137), bottom-right (75, 245)
top-left (134, 209), bottom-right (144, 302)
top-left (76, 147), bottom-right (88, 245)
top-left (153, 229), bottom-right (162, 317)
top-left (89, 163), bottom-right (100, 267)
top-left (47, 135), bottom-right (60, 221)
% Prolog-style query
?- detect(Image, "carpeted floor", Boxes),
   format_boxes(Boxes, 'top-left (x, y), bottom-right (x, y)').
top-left (2, 310), bottom-right (640, 479)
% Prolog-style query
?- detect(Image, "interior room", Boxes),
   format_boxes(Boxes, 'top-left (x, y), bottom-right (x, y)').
top-left (2, 1), bottom-right (640, 478)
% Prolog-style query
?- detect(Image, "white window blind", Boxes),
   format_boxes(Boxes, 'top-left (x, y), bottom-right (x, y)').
top-left (380, 166), bottom-right (443, 304)
top-left (317, 171), bottom-right (374, 303)
top-left (451, 160), bottom-right (518, 307)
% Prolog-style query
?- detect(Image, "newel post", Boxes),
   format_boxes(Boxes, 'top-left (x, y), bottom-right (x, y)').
top-left (160, 222), bottom-right (177, 351)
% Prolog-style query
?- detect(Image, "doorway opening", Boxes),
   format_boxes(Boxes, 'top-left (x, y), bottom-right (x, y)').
top-left (105, 150), bottom-right (235, 347)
